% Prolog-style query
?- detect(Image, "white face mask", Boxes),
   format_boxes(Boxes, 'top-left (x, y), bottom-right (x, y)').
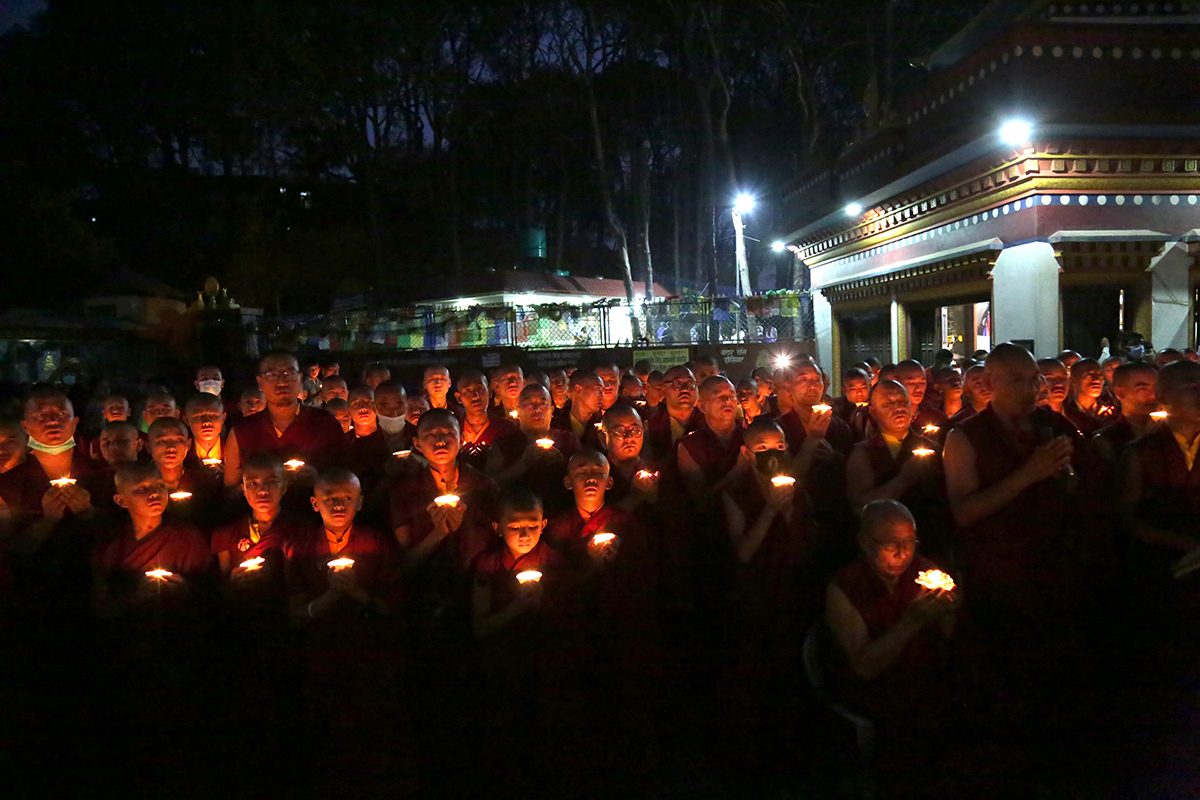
top-left (197, 380), bottom-right (223, 396)
top-left (28, 435), bottom-right (76, 456)
top-left (377, 414), bottom-right (406, 435)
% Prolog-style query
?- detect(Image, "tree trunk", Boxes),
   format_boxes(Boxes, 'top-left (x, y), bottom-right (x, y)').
top-left (636, 140), bottom-right (654, 299)
top-left (672, 168), bottom-right (682, 295)
top-left (554, 168), bottom-right (568, 274)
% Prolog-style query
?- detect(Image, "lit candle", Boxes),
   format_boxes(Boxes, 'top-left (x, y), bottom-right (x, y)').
top-left (516, 570), bottom-right (543, 584)
top-left (594, 422), bottom-right (604, 430)
top-left (327, 558), bottom-right (355, 571)
top-left (591, 532), bottom-right (617, 546)
top-left (771, 475), bottom-right (796, 488)
top-left (169, 491), bottom-right (193, 501)
top-left (915, 569), bottom-right (955, 592)
top-left (202, 458), bottom-right (223, 467)
top-left (393, 449), bottom-right (412, 458)
top-left (636, 469), bottom-right (659, 480)
top-left (812, 404), bottom-right (832, 414)
top-left (49, 477), bottom-right (76, 487)
top-left (145, 569), bottom-right (174, 581)
top-left (1151, 410), bottom-right (1169, 420)
top-left (912, 447), bottom-right (936, 457)
top-left (434, 494), bottom-right (460, 507)
top-left (535, 438), bottom-right (555, 449)
top-left (239, 557), bottom-right (265, 571)
top-left (509, 409), bottom-right (519, 419)
top-left (284, 459), bottom-right (306, 470)
top-left (923, 424), bottom-right (941, 435)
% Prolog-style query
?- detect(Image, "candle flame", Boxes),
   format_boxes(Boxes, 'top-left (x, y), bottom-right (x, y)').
top-left (169, 491), bottom-right (193, 501)
top-left (771, 475), bottom-right (796, 487)
top-left (145, 569), bottom-right (173, 581)
top-left (636, 469), bottom-right (659, 480)
top-left (434, 494), bottom-right (460, 507)
top-left (912, 447), bottom-right (936, 457)
top-left (1151, 410), bottom-right (1169, 420)
top-left (202, 458), bottom-right (223, 467)
top-left (516, 570), bottom-right (543, 584)
top-left (509, 409), bottom-right (519, 419)
top-left (284, 459), bottom-right (306, 470)
top-left (535, 438), bottom-right (555, 449)
top-left (592, 532), bottom-right (617, 545)
top-left (923, 424), bottom-right (941, 434)
top-left (393, 449), bottom-right (412, 458)
top-left (49, 477), bottom-right (76, 487)
top-left (812, 404), bottom-right (832, 414)
top-left (915, 569), bottom-right (956, 592)
top-left (239, 557), bottom-right (265, 571)
top-left (327, 558), bottom-right (355, 571)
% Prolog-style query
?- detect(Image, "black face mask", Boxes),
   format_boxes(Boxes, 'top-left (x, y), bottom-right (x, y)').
top-left (755, 448), bottom-right (788, 476)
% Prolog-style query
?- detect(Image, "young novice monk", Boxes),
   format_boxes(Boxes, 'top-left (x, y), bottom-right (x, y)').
top-left (283, 469), bottom-right (395, 622)
top-left (210, 454), bottom-right (293, 581)
top-left (93, 461), bottom-right (213, 614)
top-left (487, 384), bottom-right (572, 515)
top-left (472, 489), bottom-right (587, 796)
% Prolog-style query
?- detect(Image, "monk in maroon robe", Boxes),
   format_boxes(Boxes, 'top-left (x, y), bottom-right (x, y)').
top-left (825, 500), bottom-right (1021, 796)
top-left (184, 392), bottom-right (227, 467)
top-left (944, 343), bottom-right (1085, 715)
top-left (1063, 358), bottom-right (1116, 435)
top-left (553, 368), bottom-right (605, 451)
top-left (456, 369), bottom-right (519, 473)
top-left (472, 490), bottom-right (589, 795)
top-left (0, 418), bottom-right (26, 475)
top-left (93, 462), bottom-right (213, 615)
top-left (831, 366), bottom-right (871, 442)
top-left (146, 417), bottom-right (225, 532)
top-left (777, 363), bottom-right (854, 455)
top-left (283, 469), bottom-right (408, 789)
top-left (422, 365), bottom-right (462, 417)
top-left (1036, 357), bottom-right (1072, 419)
top-left (211, 454), bottom-right (293, 581)
top-left (946, 363), bottom-right (990, 430)
top-left (487, 383), bottom-right (572, 515)
top-left (546, 451), bottom-right (660, 779)
top-left (895, 360), bottom-right (948, 438)
top-left (602, 404), bottom-right (658, 511)
top-left (1, 388), bottom-right (105, 615)
top-left (224, 350), bottom-right (346, 487)
top-left (1094, 361), bottom-right (1159, 464)
top-left (644, 366), bottom-right (704, 462)
top-left (846, 379), bottom-right (948, 558)
top-left (325, 398), bottom-right (352, 434)
top-left (677, 376), bottom-right (747, 502)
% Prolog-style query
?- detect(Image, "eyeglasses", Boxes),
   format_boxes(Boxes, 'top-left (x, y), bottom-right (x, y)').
top-left (609, 426), bottom-right (644, 440)
top-left (261, 369), bottom-right (300, 382)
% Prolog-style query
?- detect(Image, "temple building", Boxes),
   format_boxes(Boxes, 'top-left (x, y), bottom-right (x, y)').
top-left (777, 0), bottom-right (1200, 384)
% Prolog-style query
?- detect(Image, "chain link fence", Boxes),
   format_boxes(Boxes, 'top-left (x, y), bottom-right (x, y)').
top-left (260, 293), bottom-right (814, 354)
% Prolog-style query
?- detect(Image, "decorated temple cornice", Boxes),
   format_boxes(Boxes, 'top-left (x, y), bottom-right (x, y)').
top-left (797, 142), bottom-right (1200, 266)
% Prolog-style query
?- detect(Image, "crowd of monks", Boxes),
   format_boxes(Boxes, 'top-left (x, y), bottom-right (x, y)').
top-left (2, 343), bottom-right (1199, 798)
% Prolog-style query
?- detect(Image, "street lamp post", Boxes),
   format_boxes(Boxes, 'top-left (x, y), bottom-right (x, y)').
top-left (732, 193), bottom-right (755, 297)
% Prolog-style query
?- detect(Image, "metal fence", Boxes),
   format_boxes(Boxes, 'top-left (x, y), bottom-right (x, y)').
top-left (260, 293), bottom-right (814, 354)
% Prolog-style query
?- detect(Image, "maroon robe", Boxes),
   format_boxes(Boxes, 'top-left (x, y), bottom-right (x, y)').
top-left (0, 448), bottom-right (105, 517)
top-left (1128, 426), bottom-right (1200, 575)
top-left (911, 404), bottom-right (949, 440)
top-left (955, 406), bottom-right (1083, 626)
top-left (211, 513), bottom-right (293, 565)
top-left (489, 428), bottom-right (573, 515)
top-left (346, 427), bottom-right (393, 493)
top-left (281, 522), bottom-right (397, 614)
top-left (945, 403), bottom-right (978, 431)
top-left (459, 416), bottom-right (520, 473)
top-left (94, 519), bottom-right (214, 610)
top-left (1094, 416), bottom-right (1140, 460)
top-left (388, 463), bottom-right (498, 572)
top-left (644, 406), bottom-right (704, 463)
top-left (161, 458), bottom-right (227, 531)
top-left (851, 432), bottom-right (951, 558)
top-left (1062, 396), bottom-right (1112, 436)
top-left (832, 396), bottom-right (870, 442)
top-left (676, 424), bottom-right (743, 492)
top-left (778, 409), bottom-right (855, 456)
top-left (231, 405), bottom-right (346, 471)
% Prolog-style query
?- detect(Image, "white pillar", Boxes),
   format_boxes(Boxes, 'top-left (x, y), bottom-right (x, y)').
top-left (813, 290), bottom-right (834, 374)
top-left (889, 294), bottom-right (906, 363)
top-left (1148, 241), bottom-right (1192, 351)
top-left (991, 241), bottom-right (1061, 357)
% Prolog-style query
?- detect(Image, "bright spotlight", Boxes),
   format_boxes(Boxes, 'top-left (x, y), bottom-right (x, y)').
top-left (772, 240), bottom-right (786, 253)
top-left (844, 202), bottom-right (863, 216)
top-left (999, 119), bottom-right (1033, 146)
top-left (734, 193), bottom-right (755, 215)
top-left (774, 354), bottom-right (793, 369)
